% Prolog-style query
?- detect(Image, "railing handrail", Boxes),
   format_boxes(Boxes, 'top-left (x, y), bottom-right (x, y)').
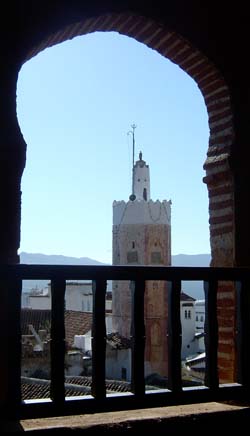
top-left (1, 263), bottom-right (250, 281)
top-left (1, 263), bottom-right (250, 419)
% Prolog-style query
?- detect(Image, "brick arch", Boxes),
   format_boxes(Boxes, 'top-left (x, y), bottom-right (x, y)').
top-left (23, 11), bottom-right (235, 270)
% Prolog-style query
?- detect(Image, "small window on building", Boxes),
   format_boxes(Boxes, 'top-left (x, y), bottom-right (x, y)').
top-left (200, 315), bottom-right (204, 322)
top-left (132, 241), bottom-right (135, 249)
top-left (188, 310), bottom-right (191, 319)
top-left (127, 251), bottom-right (138, 263)
top-left (185, 310), bottom-right (188, 319)
top-left (121, 367), bottom-right (127, 381)
top-left (151, 251), bottom-right (162, 264)
top-left (143, 188), bottom-right (147, 201)
top-left (196, 315), bottom-right (198, 321)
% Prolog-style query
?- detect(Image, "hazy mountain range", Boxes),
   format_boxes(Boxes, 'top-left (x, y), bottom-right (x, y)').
top-left (20, 252), bottom-right (211, 300)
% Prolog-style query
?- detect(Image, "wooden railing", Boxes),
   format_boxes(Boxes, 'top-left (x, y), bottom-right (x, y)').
top-left (1, 264), bottom-right (250, 419)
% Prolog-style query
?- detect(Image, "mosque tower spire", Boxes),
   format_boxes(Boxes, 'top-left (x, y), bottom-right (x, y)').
top-left (128, 124), bottom-right (137, 201)
top-left (128, 124), bottom-right (150, 201)
top-left (133, 150), bottom-right (151, 201)
top-left (112, 125), bottom-right (172, 379)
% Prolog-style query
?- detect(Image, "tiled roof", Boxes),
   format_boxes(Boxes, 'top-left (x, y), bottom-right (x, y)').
top-left (21, 309), bottom-right (92, 347)
top-left (65, 311), bottom-right (92, 347)
top-left (180, 292), bottom-right (196, 302)
top-left (21, 309), bottom-right (51, 335)
top-left (21, 376), bottom-right (131, 400)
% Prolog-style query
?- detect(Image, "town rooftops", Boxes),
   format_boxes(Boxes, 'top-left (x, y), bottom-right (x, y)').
top-left (180, 292), bottom-right (196, 302)
top-left (21, 308), bottom-right (92, 348)
top-left (21, 376), bottom-right (131, 400)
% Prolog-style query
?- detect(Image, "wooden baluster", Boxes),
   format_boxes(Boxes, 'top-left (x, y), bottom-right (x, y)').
top-left (168, 280), bottom-right (182, 392)
top-left (0, 277), bottom-right (22, 419)
top-left (130, 279), bottom-right (145, 397)
top-left (92, 279), bottom-right (107, 400)
top-left (50, 278), bottom-right (66, 405)
top-left (204, 279), bottom-right (219, 389)
top-left (236, 280), bottom-right (250, 389)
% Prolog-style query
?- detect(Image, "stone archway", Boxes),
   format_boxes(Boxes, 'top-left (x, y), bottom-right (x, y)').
top-left (23, 11), bottom-right (235, 272)
top-left (18, 12), bottom-right (235, 382)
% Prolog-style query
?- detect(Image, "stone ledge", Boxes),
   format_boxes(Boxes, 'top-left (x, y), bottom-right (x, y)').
top-left (6, 401), bottom-right (248, 433)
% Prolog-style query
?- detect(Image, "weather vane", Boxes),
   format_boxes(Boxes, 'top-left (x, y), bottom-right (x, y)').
top-left (127, 124), bottom-right (137, 201)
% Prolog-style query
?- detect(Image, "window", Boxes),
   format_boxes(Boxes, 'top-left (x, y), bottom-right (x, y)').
top-left (151, 251), bottom-right (162, 264)
top-left (188, 310), bottom-right (191, 319)
top-left (121, 367), bottom-right (127, 381)
top-left (127, 251), bottom-right (138, 263)
top-left (184, 310), bottom-right (188, 319)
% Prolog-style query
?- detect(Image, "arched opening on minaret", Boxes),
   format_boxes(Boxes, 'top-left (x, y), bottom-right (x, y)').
top-left (143, 188), bottom-right (147, 201)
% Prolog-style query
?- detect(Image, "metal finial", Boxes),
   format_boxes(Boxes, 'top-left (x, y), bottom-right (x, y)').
top-left (127, 124), bottom-right (137, 201)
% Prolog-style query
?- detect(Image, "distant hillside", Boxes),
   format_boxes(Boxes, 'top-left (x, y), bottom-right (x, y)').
top-left (20, 252), bottom-right (105, 291)
top-left (20, 252), bottom-right (104, 266)
top-left (20, 252), bottom-right (211, 299)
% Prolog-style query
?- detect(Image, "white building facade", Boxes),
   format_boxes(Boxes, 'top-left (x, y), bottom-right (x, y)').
top-left (180, 292), bottom-right (196, 359)
top-left (195, 299), bottom-right (205, 331)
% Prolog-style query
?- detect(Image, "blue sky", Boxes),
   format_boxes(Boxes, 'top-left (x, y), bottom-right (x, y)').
top-left (17, 31), bottom-right (210, 264)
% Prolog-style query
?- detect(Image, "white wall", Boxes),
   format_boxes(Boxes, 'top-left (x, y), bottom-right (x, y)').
top-left (195, 299), bottom-right (205, 331)
top-left (113, 199), bottom-right (171, 226)
top-left (22, 292), bottom-right (31, 308)
top-left (106, 347), bottom-right (131, 382)
top-left (29, 295), bottom-right (51, 310)
top-left (28, 282), bottom-right (112, 314)
top-left (181, 303), bottom-right (196, 359)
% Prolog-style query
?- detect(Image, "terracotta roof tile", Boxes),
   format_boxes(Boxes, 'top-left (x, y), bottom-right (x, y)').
top-left (21, 309), bottom-right (92, 348)
top-left (21, 376), bottom-right (131, 400)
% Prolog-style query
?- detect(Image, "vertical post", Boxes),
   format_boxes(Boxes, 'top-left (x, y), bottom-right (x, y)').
top-left (167, 280), bottom-right (182, 392)
top-left (0, 275), bottom-right (22, 419)
top-left (204, 280), bottom-right (219, 389)
top-left (130, 279), bottom-right (145, 397)
top-left (50, 278), bottom-right (66, 405)
top-left (92, 279), bottom-right (107, 400)
top-left (236, 280), bottom-right (250, 389)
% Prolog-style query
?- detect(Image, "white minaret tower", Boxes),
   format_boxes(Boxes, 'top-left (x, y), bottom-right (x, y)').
top-left (133, 151), bottom-right (150, 201)
top-left (112, 125), bottom-right (172, 378)
top-left (128, 124), bottom-right (150, 202)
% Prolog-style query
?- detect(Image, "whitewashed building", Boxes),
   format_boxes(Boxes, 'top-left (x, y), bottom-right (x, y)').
top-left (195, 299), bottom-right (205, 331)
top-left (180, 292), bottom-right (196, 359)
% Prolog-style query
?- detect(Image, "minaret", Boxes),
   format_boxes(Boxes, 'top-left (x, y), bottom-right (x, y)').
top-left (112, 129), bottom-right (172, 378)
top-left (133, 151), bottom-right (150, 201)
